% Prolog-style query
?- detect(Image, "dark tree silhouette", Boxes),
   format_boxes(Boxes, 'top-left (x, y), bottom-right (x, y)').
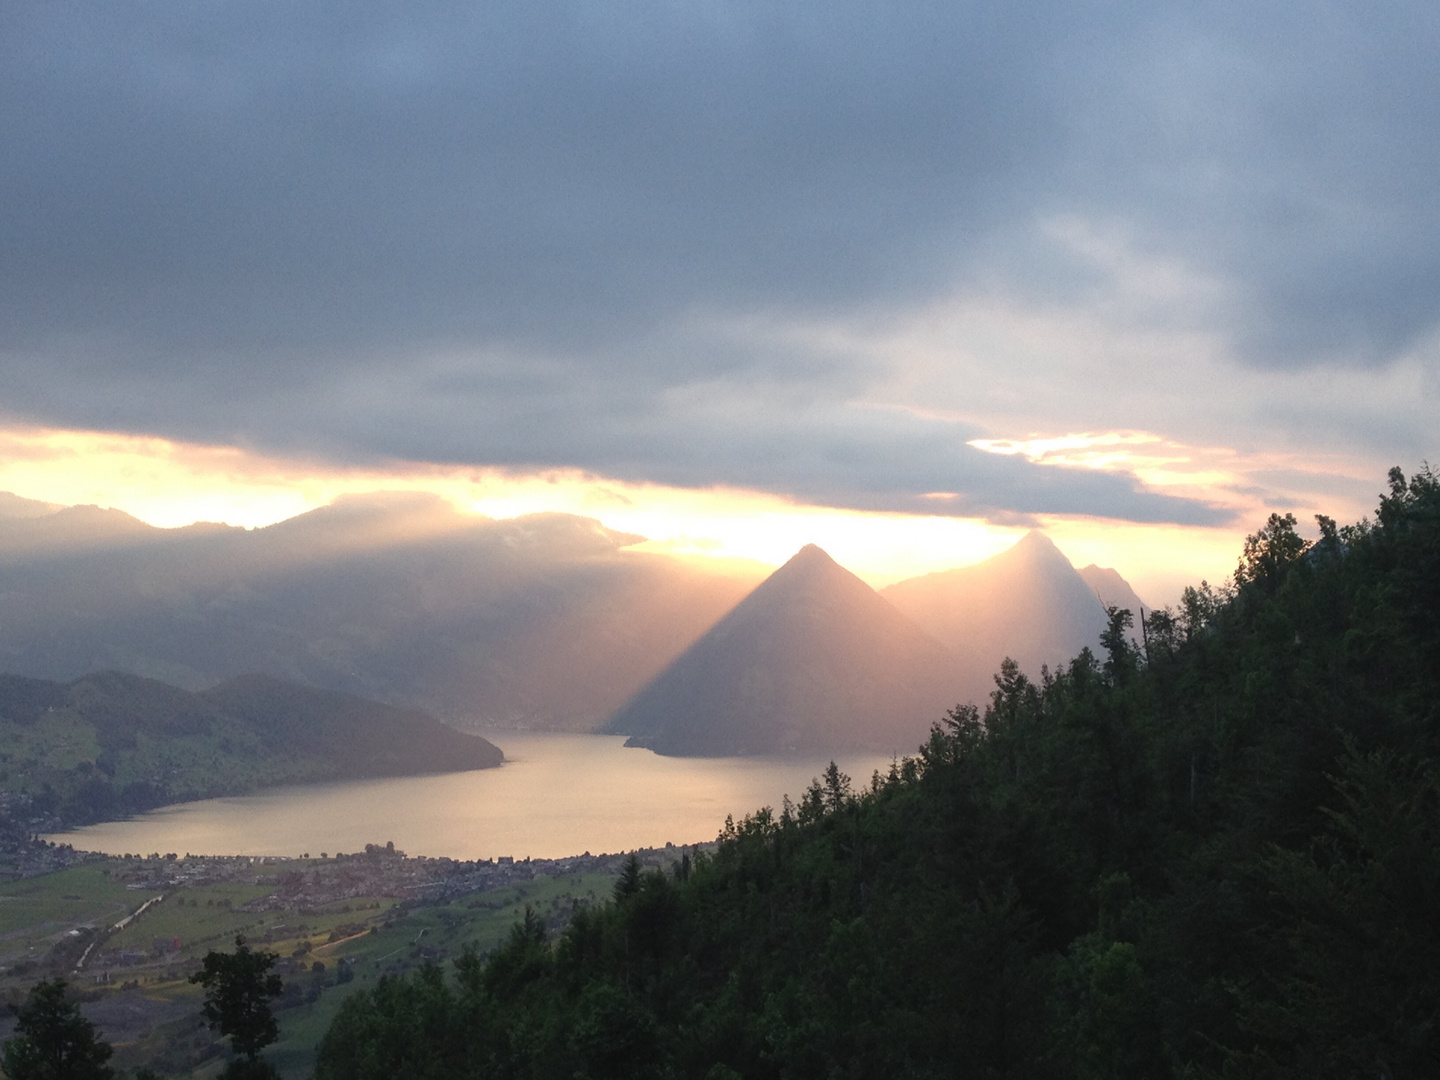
top-left (191, 936), bottom-right (283, 1075)
top-left (2, 979), bottom-right (114, 1080)
top-left (615, 852), bottom-right (643, 899)
top-left (1235, 510), bottom-right (1309, 588)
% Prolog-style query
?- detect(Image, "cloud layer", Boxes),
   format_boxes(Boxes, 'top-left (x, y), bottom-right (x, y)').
top-left (3, 1), bottom-right (1436, 521)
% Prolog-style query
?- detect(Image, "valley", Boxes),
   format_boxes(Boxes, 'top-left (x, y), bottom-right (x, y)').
top-left (0, 844), bottom-right (658, 1078)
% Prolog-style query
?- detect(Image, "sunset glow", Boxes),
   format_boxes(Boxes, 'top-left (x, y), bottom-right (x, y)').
top-left (0, 1), bottom-right (1433, 627)
top-left (2, 8), bottom-right (1438, 1069)
top-left (0, 421), bottom-right (1282, 603)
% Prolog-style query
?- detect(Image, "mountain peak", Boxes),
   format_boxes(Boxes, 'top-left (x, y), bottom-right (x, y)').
top-left (1009, 530), bottom-right (1064, 558)
top-left (778, 543), bottom-right (839, 572)
top-left (607, 543), bottom-right (955, 755)
top-left (987, 530), bottom-right (1079, 575)
top-left (1077, 564), bottom-right (1151, 616)
top-left (880, 528), bottom-right (1109, 699)
top-left (788, 542), bottom-right (833, 561)
top-left (747, 544), bottom-right (876, 613)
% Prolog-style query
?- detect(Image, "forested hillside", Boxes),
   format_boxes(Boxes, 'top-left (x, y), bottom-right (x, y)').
top-left (313, 466), bottom-right (1440, 1079)
top-left (0, 671), bottom-right (503, 826)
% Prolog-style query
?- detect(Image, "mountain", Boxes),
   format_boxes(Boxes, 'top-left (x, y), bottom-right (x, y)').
top-left (0, 503), bottom-right (166, 561)
top-left (607, 545), bottom-right (958, 756)
top-left (0, 492), bottom-right (768, 730)
top-left (881, 531), bottom-right (1113, 702)
top-left (316, 467), bottom-right (1440, 1080)
top-left (0, 495), bottom-right (1148, 735)
top-left (1077, 563), bottom-right (1151, 619)
top-left (0, 670), bottom-right (502, 826)
top-left (0, 492), bottom-right (62, 520)
top-left (199, 673), bottom-right (504, 778)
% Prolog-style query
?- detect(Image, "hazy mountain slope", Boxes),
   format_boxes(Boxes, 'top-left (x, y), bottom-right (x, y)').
top-left (0, 503), bottom-right (173, 561)
top-left (0, 670), bottom-right (502, 826)
top-left (881, 531), bottom-right (1110, 702)
top-left (608, 545), bottom-right (958, 756)
top-left (1077, 563), bottom-right (1151, 618)
top-left (0, 492), bottom-right (768, 729)
top-left (0, 492), bottom-right (62, 520)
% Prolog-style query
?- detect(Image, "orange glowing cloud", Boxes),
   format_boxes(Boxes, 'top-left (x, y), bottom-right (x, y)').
top-left (0, 421), bottom-right (1364, 605)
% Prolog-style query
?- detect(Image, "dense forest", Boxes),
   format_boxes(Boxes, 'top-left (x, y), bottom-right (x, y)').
top-left (313, 466), bottom-right (1440, 1079)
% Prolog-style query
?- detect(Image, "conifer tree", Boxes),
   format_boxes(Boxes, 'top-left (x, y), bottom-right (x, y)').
top-left (191, 936), bottom-right (283, 1079)
top-left (2, 979), bottom-right (114, 1080)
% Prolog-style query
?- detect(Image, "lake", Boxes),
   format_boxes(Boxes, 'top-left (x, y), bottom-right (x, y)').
top-left (43, 734), bottom-right (896, 860)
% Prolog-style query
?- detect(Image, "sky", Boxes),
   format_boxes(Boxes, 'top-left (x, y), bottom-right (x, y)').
top-left (2, 2), bottom-right (1436, 603)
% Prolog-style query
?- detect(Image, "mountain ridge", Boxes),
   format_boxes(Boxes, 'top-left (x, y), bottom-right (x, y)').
top-left (0, 494), bottom-right (1150, 739)
top-left (0, 493), bottom-right (769, 730)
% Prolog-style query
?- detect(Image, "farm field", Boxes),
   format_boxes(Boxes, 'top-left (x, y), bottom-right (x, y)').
top-left (0, 850), bottom-right (637, 1077)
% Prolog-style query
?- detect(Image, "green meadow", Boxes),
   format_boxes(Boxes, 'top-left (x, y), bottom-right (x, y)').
top-left (0, 863), bottom-right (134, 966)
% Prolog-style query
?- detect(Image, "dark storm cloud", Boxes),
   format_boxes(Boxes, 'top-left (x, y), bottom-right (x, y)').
top-left (2, 0), bottom-right (1051, 352)
top-left (1, 1), bottom-right (1433, 520)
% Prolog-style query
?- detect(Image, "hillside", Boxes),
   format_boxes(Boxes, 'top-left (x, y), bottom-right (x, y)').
top-left (607, 545), bottom-right (957, 755)
top-left (316, 466), bottom-right (1440, 1080)
top-left (0, 671), bottom-right (502, 826)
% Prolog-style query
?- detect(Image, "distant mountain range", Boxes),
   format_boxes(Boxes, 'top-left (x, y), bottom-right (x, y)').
top-left (0, 491), bottom-right (766, 730)
top-left (0, 491), bottom-right (1150, 755)
top-left (0, 670), bottom-right (502, 826)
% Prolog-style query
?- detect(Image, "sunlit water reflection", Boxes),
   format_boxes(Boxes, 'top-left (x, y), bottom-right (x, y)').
top-left (43, 734), bottom-right (896, 860)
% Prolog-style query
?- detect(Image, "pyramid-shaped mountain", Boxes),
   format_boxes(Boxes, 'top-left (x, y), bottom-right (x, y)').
top-left (606, 545), bottom-right (958, 756)
top-left (882, 531), bottom-right (1114, 702)
top-left (1077, 564), bottom-right (1151, 621)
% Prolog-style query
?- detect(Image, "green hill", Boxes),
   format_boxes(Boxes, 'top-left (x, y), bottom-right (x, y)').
top-left (0, 672), bottom-right (502, 826)
top-left (313, 465), bottom-right (1440, 1079)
